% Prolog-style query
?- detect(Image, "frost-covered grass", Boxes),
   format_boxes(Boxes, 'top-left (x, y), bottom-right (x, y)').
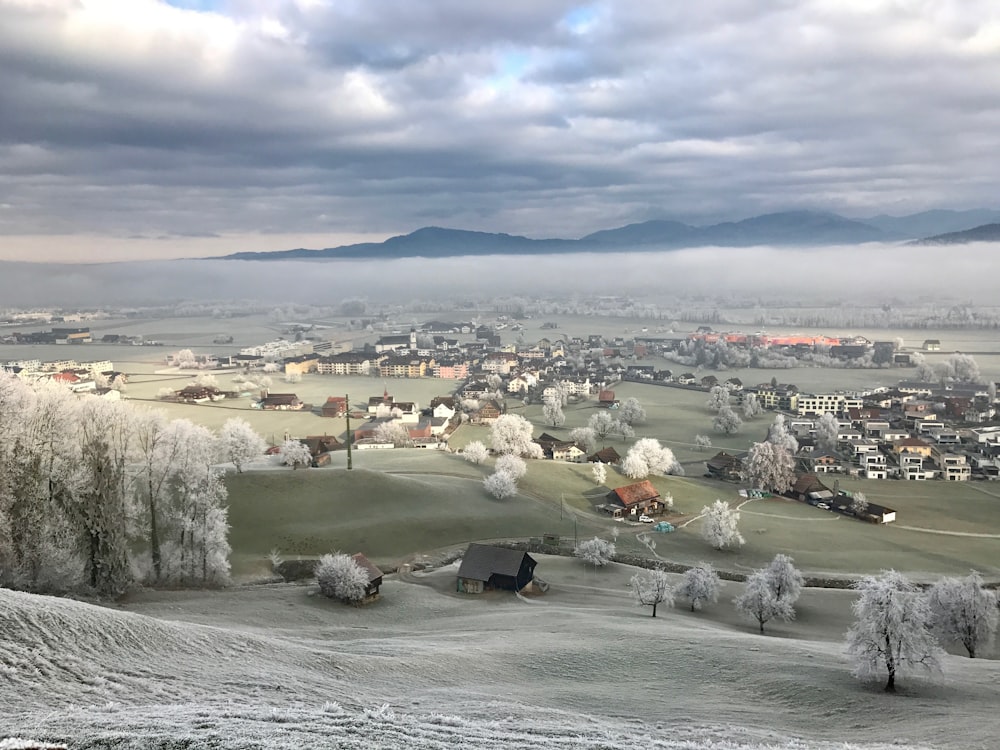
top-left (3, 561), bottom-right (998, 749)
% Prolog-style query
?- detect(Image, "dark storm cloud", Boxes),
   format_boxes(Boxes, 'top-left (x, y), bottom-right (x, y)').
top-left (1, 0), bottom-right (999, 253)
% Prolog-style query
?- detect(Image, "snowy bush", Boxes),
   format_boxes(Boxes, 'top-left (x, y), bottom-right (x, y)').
top-left (484, 470), bottom-right (517, 499)
top-left (495, 453), bottom-right (527, 480)
top-left (573, 537), bottom-right (616, 567)
top-left (463, 441), bottom-right (489, 465)
top-left (315, 553), bottom-right (368, 603)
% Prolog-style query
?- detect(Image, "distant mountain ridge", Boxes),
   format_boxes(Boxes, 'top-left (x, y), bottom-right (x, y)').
top-left (219, 209), bottom-right (1000, 261)
top-left (910, 223), bottom-right (1000, 245)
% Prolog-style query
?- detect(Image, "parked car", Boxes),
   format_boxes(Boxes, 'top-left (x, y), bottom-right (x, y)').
top-left (638, 514), bottom-right (654, 523)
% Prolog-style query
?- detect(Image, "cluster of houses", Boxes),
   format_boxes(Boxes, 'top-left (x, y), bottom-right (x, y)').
top-left (0, 358), bottom-right (126, 398)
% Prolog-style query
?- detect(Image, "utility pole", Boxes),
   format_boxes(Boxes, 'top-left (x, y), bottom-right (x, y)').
top-left (345, 393), bottom-right (353, 470)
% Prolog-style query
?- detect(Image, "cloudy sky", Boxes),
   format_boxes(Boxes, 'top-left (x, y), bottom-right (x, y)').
top-left (1, 0), bottom-right (999, 261)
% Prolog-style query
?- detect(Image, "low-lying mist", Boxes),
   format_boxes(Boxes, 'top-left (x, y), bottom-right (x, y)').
top-left (0, 242), bottom-right (995, 309)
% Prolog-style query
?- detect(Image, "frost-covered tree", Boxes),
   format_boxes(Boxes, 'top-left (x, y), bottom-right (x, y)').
top-left (706, 385), bottom-right (731, 411)
top-left (484, 470), bottom-right (518, 499)
top-left (315, 552), bottom-right (368, 603)
top-left (592, 462), bottom-right (607, 485)
top-left (486, 373), bottom-right (503, 392)
top-left (588, 411), bottom-right (616, 441)
top-left (279, 439), bottom-right (313, 468)
top-left (613, 418), bottom-right (635, 441)
top-left (284, 371), bottom-right (302, 384)
top-left (216, 418), bottom-right (266, 473)
top-left (713, 404), bottom-right (742, 435)
top-left (569, 426), bottom-right (597, 455)
top-left (764, 553), bottom-right (804, 606)
top-left (172, 349), bottom-right (197, 368)
top-left (741, 440), bottom-right (796, 494)
top-left (463, 441), bottom-right (489, 465)
top-left (630, 569), bottom-right (674, 617)
top-left (693, 434), bottom-right (712, 451)
top-left (374, 403), bottom-right (393, 419)
top-left (495, 453), bottom-right (527, 480)
top-left (940, 352), bottom-right (983, 384)
top-left (734, 569), bottom-right (795, 634)
top-left (621, 438), bottom-right (681, 479)
top-left (815, 412), bottom-right (840, 454)
top-left (851, 492), bottom-right (869, 516)
top-left (767, 414), bottom-right (799, 453)
top-left (374, 420), bottom-right (412, 447)
top-left (926, 571), bottom-right (998, 658)
top-left (742, 393), bottom-right (763, 420)
top-left (489, 414), bottom-right (538, 456)
top-left (618, 397), bottom-right (646, 426)
top-left (574, 537), bottom-right (616, 567)
top-left (193, 372), bottom-right (219, 388)
top-left (677, 562), bottom-right (721, 612)
top-left (846, 570), bottom-right (942, 692)
top-left (542, 396), bottom-right (565, 427)
top-left (700, 500), bottom-right (744, 550)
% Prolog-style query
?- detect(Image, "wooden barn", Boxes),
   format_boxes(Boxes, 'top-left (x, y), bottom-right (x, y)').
top-left (456, 544), bottom-right (537, 594)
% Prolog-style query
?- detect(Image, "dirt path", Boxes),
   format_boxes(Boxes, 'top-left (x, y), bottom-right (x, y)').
top-left (895, 525), bottom-right (1000, 539)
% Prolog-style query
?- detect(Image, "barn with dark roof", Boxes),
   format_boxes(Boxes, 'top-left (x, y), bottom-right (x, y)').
top-left (456, 544), bottom-right (537, 594)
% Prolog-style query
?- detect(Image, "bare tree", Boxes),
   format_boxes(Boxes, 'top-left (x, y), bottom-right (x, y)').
top-left (630, 569), bottom-right (675, 617)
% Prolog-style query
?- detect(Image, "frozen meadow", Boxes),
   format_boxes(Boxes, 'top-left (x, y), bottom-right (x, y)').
top-left (2, 556), bottom-right (999, 749)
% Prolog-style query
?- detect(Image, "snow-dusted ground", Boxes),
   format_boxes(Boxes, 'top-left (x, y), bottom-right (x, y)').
top-left (2, 556), bottom-right (998, 749)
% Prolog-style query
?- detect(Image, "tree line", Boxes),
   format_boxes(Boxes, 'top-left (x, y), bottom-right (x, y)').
top-left (0, 374), bottom-right (267, 597)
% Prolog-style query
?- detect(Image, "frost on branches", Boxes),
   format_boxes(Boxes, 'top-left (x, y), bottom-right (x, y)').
top-left (315, 552), bottom-right (368, 603)
top-left (217, 418), bottom-right (267, 473)
top-left (926, 571), bottom-right (998, 658)
top-left (677, 562), bottom-right (721, 612)
top-left (734, 569), bottom-right (795, 634)
top-left (763, 553), bottom-right (804, 607)
top-left (766, 414), bottom-right (799, 453)
top-left (700, 500), bottom-right (744, 550)
top-left (693, 434), bottom-right (712, 452)
top-left (814, 412), bottom-right (840, 454)
top-left (705, 385), bottom-right (731, 411)
top-left (484, 470), bottom-right (518, 499)
top-left (712, 404), bottom-right (742, 435)
top-left (630, 569), bottom-right (674, 617)
top-left (279, 439), bottom-right (313, 468)
top-left (495, 454), bottom-right (527, 480)
top-left (374, 421), bottom-right (413, 447)
top-left (618, 397), bottom-right (646, 426)
top-left (846, 570), bottom-right (942, 692)
top-left (569, 427), bottom-right (597, 455)
top-left (621, 438), bottom-right (681, 480)
top-left (741, 440), bottom-right (796, 494)
top-left (592, 462), bottom-right (607, 485)
top-left (742, 393), bottom-right (763, 420)
top-left (574, 537), bottom-right (616, 567)
top-left (542, 396), bottom-right (565, 427)
top-left (462, 441), bottom-right (489, 465)
top-left (489, 414), bottom-right (541, 457)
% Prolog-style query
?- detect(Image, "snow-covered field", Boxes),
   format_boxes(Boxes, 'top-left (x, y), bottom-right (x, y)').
top-left (3, 556), bottom-right (997, 749)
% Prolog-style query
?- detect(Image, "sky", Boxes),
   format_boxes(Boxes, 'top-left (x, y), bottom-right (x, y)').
top-left (1, 0), bottom-right (999, 261)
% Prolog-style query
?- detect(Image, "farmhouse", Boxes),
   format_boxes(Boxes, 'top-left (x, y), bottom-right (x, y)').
top-left (259, 393), bottom-right (304, 410)
top-left (705, 451), bottom-right (745, 481)
top-left (588, 446), bottom-right (621, 465)
top-left (321, 396), bottom-right (348, 417)
top-left (456, 544), bottom-right (537, 594)
top-left (602, 480), bottom-right (664, 518)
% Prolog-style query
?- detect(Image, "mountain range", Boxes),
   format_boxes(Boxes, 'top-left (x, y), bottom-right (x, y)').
top-left (220, 209), bottom-right (1000, 261)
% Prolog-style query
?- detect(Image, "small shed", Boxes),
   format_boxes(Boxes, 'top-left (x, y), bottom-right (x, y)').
top-left (456, 544), bottom-right (537, 594)
top-left (352, 552), bottom-right (384, 599)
